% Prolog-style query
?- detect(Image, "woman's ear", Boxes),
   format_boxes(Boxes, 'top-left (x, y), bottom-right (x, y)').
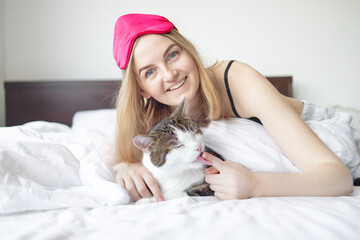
top-left (135, 75), bottom-right (151, 99)
top-left (140, 90), bottom-right (151, 99)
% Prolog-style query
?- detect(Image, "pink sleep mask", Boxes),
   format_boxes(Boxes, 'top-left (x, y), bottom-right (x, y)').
top-left (113, 13), bottom-right (177, 70)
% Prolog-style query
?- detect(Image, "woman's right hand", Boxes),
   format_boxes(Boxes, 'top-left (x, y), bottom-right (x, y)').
top-left (113, 162), bottom-right (164, 202)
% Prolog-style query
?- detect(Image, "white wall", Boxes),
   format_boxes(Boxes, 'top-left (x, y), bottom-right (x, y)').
top-left (0, 0), bottom-right (5, 126)
top-left (2, 0), bottom-right (360, 126)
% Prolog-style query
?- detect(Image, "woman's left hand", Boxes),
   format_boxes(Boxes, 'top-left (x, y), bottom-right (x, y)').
top-left (204, 152), bottom-right (256, 200)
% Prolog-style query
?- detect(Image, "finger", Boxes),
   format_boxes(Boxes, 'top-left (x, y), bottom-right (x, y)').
top-left (209, 184), bottom-right (225, 193)
top-left (214, 191), bottom-right (228, 200)
top-left (143, 173), bottom-right (164, 202)
top-left (133, 176), bottom-right (153, 198)
top-left (202, 152), bottom-right (224, 171)
top-left (116, 177), bottom-right (126, 188)
top-left (205, 173), bottom-right (223, 184)
top-left (205, 166), bottom-right (219, 174)
top-left (124, 177), bottom-right (141, 201)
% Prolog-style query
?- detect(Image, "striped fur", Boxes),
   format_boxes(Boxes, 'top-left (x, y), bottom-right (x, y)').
top-left (133, 100), bottom-right (221, 198)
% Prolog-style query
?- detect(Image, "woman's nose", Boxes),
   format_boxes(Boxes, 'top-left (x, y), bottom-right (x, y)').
top-left (162, 66), bottom-right (178, 82)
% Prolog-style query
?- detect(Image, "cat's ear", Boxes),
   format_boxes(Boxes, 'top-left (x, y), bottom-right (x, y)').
top-left (133, 135), bottom-right (154, 154)
top-left (171, 98), bottom-right (186, 117)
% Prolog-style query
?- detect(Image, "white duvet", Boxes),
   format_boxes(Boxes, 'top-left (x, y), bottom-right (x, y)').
top-left (1, 105), bottom-right (360, 239)
top-left (0, 121), bottom-right (130, 214)
top-left (1, 189), bottom-right (360, 240)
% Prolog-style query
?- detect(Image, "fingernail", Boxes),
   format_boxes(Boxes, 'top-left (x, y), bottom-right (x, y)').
top-left (157, 197), bottom-right (164, 202)
top-left (202, 152), bottom-right (208, 158)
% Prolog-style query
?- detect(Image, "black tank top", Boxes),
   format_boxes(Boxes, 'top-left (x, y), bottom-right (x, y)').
top-left (224, 60), bottom-right (262, 125)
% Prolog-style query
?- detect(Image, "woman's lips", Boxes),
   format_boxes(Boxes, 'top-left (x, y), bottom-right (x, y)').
top-left (167, 77), bottom-right (186, 91)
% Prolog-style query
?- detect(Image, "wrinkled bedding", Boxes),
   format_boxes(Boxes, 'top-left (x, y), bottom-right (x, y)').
top-left (1, 104), bottom-right (360, 239)
top-left (1, 188), bottom-right (360, 240)
top-left (0, 121), bottom-right (129, 214)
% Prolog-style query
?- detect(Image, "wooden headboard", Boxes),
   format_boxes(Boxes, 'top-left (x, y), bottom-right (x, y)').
top-left (4, 76), bottom-right (292, 127)
top-left (5, 81), bottom-right (121, 126)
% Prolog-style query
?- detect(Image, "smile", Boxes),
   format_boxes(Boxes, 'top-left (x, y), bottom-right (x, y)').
top-left (167, 78), bottom-right (186, 91)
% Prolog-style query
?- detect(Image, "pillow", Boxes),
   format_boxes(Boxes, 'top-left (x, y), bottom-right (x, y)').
top-left (202, 119), bottom-right (301, 174)
top-left (71, 109), bottom-right (117, 137)
top-left (202, 107), bottom-right (360, 178)
top-left (332, 105), bottom-right (360, 130)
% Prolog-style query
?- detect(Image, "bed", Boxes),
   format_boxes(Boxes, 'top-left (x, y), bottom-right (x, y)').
top-left (1, 77), bottom-right (360, 240)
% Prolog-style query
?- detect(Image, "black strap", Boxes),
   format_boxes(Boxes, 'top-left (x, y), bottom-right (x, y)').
top-left (354, 178), bottom-right (360, 186)
top-left (224, 60), bottom-right (240, 118)
top-left (224, 60), bottom-right (262, 125)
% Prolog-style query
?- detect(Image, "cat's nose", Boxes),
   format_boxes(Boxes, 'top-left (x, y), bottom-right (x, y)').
top-left (196, 146), bottom-right (202, 152)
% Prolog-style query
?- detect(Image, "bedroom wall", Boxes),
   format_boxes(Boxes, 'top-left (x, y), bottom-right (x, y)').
top-left (0, 0), bottom-right (5, 127)
top-left (2, 0), bottom-right (360, 120)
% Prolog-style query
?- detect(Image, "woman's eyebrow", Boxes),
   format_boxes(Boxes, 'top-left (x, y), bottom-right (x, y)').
top-left (139, 64), bottom-right (152, 75)
top-left (163, 44), bottom-right (177, 58)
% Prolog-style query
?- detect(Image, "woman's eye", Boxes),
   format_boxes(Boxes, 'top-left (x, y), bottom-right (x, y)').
top-left (145, 69), bottom-right (154, 77)
top-left (169, 51), bottom-right (178, 60)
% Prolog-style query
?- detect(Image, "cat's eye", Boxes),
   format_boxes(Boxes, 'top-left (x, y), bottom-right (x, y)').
top-left (174, 144), bottom-right (184, 149)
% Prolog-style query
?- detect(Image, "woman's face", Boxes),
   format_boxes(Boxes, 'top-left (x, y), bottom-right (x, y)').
top-left (132, 34), bottom-right (200, 108)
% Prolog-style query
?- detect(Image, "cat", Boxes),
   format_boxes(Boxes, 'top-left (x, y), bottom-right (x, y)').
top-left (133, 99), bottom-right (222, 203)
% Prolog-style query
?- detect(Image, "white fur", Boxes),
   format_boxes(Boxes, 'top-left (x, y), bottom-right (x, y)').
top-left (141, 127), bottom-right (206, 200)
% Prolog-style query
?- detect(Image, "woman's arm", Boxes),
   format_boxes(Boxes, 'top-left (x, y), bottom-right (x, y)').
top-left (113, 161), bottom-right (164, 202)
top-left (205, 61), bottom-right (353, 199)
top-left (99, 134), bottom-right (164, 202)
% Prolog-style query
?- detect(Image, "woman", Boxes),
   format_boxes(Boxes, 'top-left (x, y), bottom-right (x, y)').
top-left (111, 13), bottom-right (353, 202)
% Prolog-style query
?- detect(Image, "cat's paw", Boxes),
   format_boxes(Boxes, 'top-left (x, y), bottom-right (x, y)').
top-left (135, 197), bottom-right (157, 205)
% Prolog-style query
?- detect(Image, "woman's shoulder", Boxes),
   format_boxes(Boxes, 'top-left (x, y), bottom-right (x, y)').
top-left (208, 60), bottom-right (229, 76)
top-left (208, 60), bottom-right (255, 83)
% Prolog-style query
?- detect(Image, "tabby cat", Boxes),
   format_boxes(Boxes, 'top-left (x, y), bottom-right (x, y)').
top-left (133, 100), bottom-right (222, 203)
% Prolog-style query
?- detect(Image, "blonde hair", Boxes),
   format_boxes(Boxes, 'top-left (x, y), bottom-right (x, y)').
top-left (115, 30), bottom-right (223, 163)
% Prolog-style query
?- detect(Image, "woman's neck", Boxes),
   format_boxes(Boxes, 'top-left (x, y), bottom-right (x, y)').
top-left (185, 91), bottom-right (208, 125)
top-left (168, 91), bottom-right (207, 124)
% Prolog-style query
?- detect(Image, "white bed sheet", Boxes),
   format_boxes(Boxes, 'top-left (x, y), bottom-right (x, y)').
top-left (1, 188), bottom-right (360, 240)
top-left (1, 106), bottom-right (360, 240)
